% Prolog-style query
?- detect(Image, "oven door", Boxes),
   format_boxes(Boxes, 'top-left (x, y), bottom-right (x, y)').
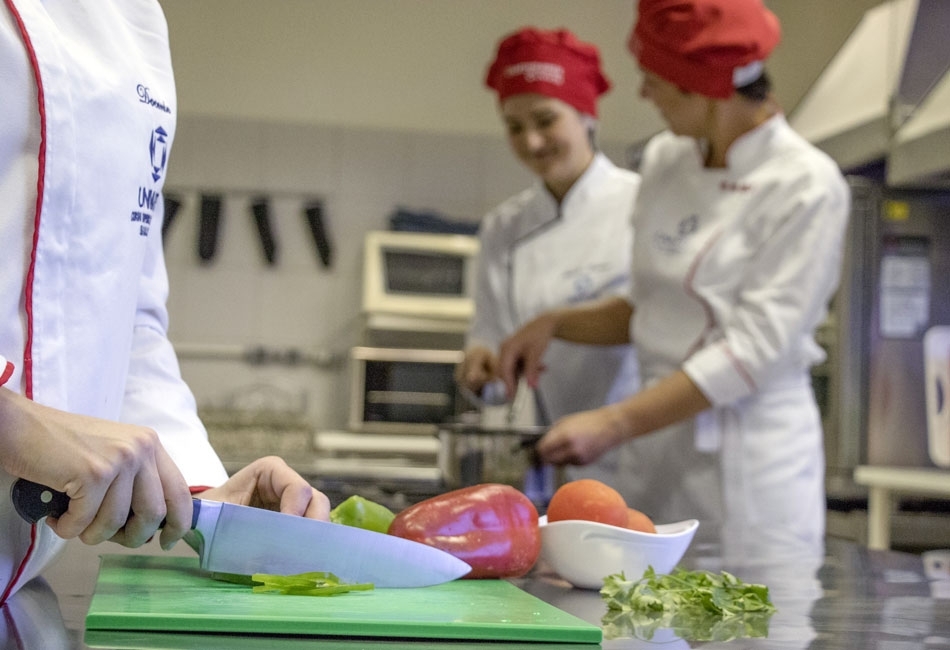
top-left (349, 346), bottom-right (464, 434)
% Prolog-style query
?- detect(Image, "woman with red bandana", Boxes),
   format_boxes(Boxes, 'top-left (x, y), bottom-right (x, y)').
top-left (456, 27), bottom-right (641, 496)
top-left (499, 1), bottom-right (850, 560)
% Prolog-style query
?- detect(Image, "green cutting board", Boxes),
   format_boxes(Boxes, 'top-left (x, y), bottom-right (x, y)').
top-left (85, 555), bottom-right (602, 645)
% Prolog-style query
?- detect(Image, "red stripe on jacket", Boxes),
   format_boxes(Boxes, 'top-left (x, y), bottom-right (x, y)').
top-left (1, 0), bottom-right (50, 606)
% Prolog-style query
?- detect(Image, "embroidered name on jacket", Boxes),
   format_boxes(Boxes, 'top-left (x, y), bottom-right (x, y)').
top-left (137, 84), bottom-right (172, 114)
top-left (720, 180), bottom-right (752, 192)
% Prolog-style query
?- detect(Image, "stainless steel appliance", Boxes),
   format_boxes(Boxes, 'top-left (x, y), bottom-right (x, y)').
top-left (310, 231), bottom-right (479, 505)
top-left (305, 345), bottom-right (464, 506)
top-left (826, 178), bottom-right (950, 480)
top-left (348, 346), bottom-right (464, 435)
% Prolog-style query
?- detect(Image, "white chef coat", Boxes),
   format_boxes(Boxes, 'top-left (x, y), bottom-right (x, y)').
top-left (468, 152), bottom-right (641, 485)
top-left (0, 0), bottom-right (228, 601)
top-left (621, 114), bottom-right (849, 561)
top-left (0, 578), bottom-right (72, 649)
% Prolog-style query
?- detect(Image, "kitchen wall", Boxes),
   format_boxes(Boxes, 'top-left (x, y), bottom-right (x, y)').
top-left (160, 0), bottom-right (665, 144)
top-left (162, 114), bottom-right (628, 431)
top-left (159, 0), bottom-right (884, 142)
top-left (157, 0), bottom-right (885, 433)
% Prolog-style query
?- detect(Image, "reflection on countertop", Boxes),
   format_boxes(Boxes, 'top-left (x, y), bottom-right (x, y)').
top-left (5, 536), bottom-right (949, 649)
top-left (1, 578), bottom-right (73, 650)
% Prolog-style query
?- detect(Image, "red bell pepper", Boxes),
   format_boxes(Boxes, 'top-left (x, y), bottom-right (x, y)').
top-left (388, 483), bottom-right (541, 579)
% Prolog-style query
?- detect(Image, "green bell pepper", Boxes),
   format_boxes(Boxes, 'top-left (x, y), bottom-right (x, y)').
top-left (329, 495), bottom-right (395, 534)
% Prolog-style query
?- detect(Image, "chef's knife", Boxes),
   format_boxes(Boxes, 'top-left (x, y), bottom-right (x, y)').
top-left (10, 478), bottom-right (471, 588)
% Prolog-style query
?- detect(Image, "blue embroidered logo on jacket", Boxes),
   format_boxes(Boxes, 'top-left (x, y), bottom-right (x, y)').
top-left (149, 126), bottom-right (168, 182)
top-left (653, 214), bottom-right (699, 254)
top-left (130, 127), bottom-right (167, 237)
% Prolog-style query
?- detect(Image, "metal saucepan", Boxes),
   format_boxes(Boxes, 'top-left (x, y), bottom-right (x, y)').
top-left (437, 419), bottom-right (550, 495)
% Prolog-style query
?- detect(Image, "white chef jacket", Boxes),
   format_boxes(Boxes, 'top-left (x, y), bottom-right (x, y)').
top-left (622, 114), bottom-right (850, 561)
top-left (0, 0), bottom-right (228, 601)
top-left (0, 578), bottom-right (71, 649)
top-left (468, 153), bottom-right (641, 485)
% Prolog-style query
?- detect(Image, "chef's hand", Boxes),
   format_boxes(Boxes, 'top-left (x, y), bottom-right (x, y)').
top-left (537, 371), bottom-right (713, 466)
top-left (497, 313), bottom-right (556, 397)
top-left (0, 387), bottom-right (192, 550)
top-left (536, 405), bottom-right (629, 466)
top-left (455, 345), bottom-right (498, 394)
top-left (195, 456), bottom-right (330, 521)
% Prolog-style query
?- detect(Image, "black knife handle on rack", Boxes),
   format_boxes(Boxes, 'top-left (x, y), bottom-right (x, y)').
top-left (161, 194), bottom-right (182, 245)
top-left (10, 478), bottom-right (201, 528)
top-left (197, 194), bottom-right (222, 263)
top-left (251, 197), bottom-right (278, 266)
top-left (304, 201), bottom-right (333, 268)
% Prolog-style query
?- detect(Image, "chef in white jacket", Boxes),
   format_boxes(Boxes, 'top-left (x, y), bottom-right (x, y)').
top-left (499, 0), bottom-right (850, 561)
top-left (0, 0), bottom-right (329, 603)
top-left (457, 27), bottom-right (641, 491)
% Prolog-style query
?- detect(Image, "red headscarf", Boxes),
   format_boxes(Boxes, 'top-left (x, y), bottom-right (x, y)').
top-left (485, 27), bottom-right (611, 117)
top-left (628, 0), bottom-right (781, 99)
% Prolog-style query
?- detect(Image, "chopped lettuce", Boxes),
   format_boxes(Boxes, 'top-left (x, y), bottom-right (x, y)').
top-left (600, 566), bottom-right (776, 641)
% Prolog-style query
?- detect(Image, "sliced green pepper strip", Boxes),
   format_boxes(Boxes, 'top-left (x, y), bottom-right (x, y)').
top-left (249, 571), bottom-right (374, 597)
top-left (253, 583), bottom-right (374, 596)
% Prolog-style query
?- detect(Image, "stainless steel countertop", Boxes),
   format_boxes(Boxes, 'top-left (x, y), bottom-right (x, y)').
top-left (6, 534), bottom-right (950, 648)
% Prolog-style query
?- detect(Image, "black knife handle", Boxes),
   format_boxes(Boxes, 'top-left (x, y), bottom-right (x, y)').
top-left (10, 478), bottom-right (200, 528)
top-left (197, 194), bottom-right (222, 263)
top-left (251, 197), bottom-right (278, 265)
top-left (304, 202), bottom-right (333, 268)
top-left (11, 478), bottom-right (69, 523)
top-left (161, 194), bottom-right (182, 246)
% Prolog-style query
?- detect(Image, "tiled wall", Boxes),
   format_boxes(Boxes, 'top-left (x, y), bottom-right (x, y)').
top-left (162, 114), bottom-right (631, 432)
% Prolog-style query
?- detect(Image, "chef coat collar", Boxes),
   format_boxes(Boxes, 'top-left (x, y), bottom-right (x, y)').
top-left (680, 113), bottom-right (787, 174)
top-left (722, 112), bottom-right (787, 173)
top-left (538, 151), bottom-right (613, 216)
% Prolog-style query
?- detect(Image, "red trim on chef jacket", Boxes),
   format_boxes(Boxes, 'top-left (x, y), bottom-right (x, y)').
top-left (0, 361), bottom-right (13, 386)
top-left (0, 522), bottom-right (38, 607)
top-left (681, 228), bottom-right (757, 393)
top-left (4, 0), bottom-right (48, 402)
top-left (2, 606), bottom-right (26, 648)
top-left (2, 0), bottom-right (50, 605)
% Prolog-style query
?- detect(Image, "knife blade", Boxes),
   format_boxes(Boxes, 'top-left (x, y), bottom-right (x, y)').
top-left (10, 478), bottom-right (471, 588)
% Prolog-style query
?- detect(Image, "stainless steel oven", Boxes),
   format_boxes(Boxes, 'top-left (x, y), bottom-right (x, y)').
top-left (348, 346), bottom-right (464, 434)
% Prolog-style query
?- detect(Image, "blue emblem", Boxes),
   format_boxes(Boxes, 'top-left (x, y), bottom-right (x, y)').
top-left (149, 126), bottom-right (168, 182)
top-left (653, 214), bottom-right (700, 254)
top-left (570, 273), bottom-right (594, 303)
top-left (678, 214), bottom-right (699, 237)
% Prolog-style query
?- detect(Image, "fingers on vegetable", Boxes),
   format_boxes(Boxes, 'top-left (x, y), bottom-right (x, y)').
top-left (388, 484), bottom-right (541, 579)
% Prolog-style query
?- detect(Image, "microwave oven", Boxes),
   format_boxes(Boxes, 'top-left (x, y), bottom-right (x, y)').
top-left (349, 346), bottom-right (464, 434)
top-left (361, 231), bottom-right (479, 333)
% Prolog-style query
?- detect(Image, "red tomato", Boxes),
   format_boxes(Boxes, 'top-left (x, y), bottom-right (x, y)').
top-left (546, 479), bottom-right (628, 527)
top-left (388, 483), bottom-right (541, 579)
top-left (626, 507), bottom-right (657, 533)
